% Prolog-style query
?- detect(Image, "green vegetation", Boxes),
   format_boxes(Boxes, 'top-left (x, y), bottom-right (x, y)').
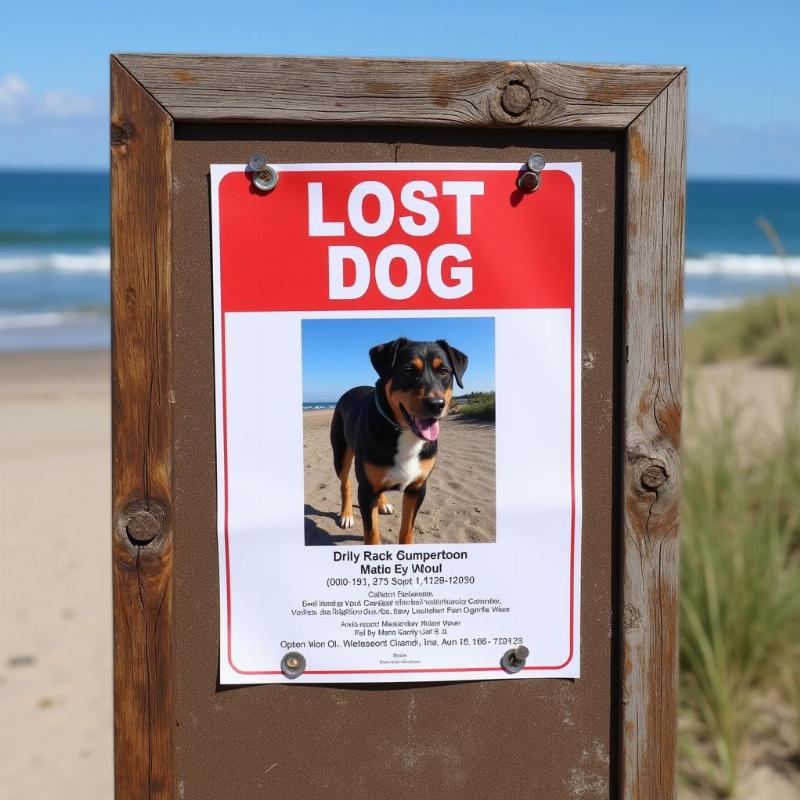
top-left (679, 371), bottom-right (800, 796)
top-left (685, 287), bottom-right (800, 367)
top-left (455, 391), bottom-right (495, 421)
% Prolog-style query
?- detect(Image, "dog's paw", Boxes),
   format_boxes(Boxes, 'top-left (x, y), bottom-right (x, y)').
top-left (378, 502), bottom-right (395, 515)
top-left (338, 514), bottom-right (354, 529)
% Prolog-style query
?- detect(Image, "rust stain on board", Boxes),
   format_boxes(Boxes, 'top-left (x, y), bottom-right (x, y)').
top-left (173, 69), bottom-right (198, 84)
top-left (431, 65), bottom-right (495, 95)
top-left (657, 402), bottom-right (682, 448)
top-left (429, 67), bottom-right (493, 107)
top-left (637, 395), bottom-right (650, 426)
top-left (624, 492), bottom-right (650, 541)
top-left (623, 653), bottom-right (634, 678)
top-left (462, 64), bottom-right (496, 89)
top-left (629, 128), bottom-right (650, 180)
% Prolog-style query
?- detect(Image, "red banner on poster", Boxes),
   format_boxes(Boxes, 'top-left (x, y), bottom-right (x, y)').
top-left (217, 166), bottom-right (575, 312)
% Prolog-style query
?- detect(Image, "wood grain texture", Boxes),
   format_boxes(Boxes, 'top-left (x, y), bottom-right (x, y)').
top-left (114, 54), bottom-right (681, 129)
top-left (621, 69), bottom-right (686, 799)
top-left (111, 56), bottom-right (175, 800)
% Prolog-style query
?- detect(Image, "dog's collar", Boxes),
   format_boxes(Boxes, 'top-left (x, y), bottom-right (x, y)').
top-left (374, 387), bottom-right (402, 432)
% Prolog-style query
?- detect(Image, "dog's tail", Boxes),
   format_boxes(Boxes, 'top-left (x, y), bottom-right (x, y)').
top-left (330, 404), bottom-right (348, 477)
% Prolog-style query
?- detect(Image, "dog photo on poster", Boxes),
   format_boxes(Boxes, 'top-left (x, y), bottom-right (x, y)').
top-left (302, 316), bottom-right (496, 547)
top-left (211, 162), bottom-right (581, 684)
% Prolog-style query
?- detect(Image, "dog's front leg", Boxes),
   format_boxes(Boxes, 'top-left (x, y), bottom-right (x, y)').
top-left (358, 483), bottom-right (381, 545)
top-left (399, 483), bottom-right (427, 545)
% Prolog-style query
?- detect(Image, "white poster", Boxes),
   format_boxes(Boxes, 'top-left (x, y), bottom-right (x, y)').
top-left (211, 162), bottom-right (581, 683)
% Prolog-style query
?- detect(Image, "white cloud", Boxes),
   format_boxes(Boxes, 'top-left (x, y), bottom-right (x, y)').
top-left (0, 73), bottom-right (101, 125)
top-left (0, 74), bottom-right (29, 123)
top-left (40, 89), bottom-right (101, 120)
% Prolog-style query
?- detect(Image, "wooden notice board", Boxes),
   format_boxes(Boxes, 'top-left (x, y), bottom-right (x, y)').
top-left (111, 55), bottom-right (686, 799)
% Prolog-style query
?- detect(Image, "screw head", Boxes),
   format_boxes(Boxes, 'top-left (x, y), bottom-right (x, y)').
top-left (517, 171), bottom-right (541, 193)
top-left (248, 153), bottom-right (268, 171)
top-left (252, 166), bottom-right (279, 192)
top-left (280, 651), bottom-right (306, 679)
top-left (527, 153), bottom-right (546, 172)
top-left (514, 645), bottom-right (530, 661)
top-left (500, 645), bottom-right (529, 674)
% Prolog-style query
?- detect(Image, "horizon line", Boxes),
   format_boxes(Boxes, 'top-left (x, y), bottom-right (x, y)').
top-left (1, 167), bottom-right (800, 184)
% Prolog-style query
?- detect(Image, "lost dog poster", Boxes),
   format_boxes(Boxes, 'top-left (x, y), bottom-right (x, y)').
top-left (210, 162), bottom-right (582, 683)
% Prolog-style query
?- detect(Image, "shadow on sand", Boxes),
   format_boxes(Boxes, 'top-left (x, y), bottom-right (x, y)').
top-left (304, 503), bottom-right (362, 545)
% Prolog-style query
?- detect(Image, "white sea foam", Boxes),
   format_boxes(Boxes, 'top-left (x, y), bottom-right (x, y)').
top-left (0, 250), bottom-right (796, 339)
top-left (0, 249), bottom-right (797, 278)
top-left (0, 310), bottom-right (107, 330)
top-left (686, 253), bottom-right (800, 277)
top-left (0, 249), bottom-right (110, 274)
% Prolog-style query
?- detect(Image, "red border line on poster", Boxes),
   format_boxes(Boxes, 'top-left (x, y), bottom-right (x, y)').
top-left (212, 163), bottom-right (581, 677)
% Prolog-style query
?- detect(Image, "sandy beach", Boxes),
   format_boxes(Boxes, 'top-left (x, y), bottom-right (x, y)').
top-left (684, 360), bottom-right (797, 441)
top-left (0, 349), bottom-right (795, 800)
top-left (303, 408), bottom-right (496, 545)
top-left (0, 350), bottom-right (111, 800)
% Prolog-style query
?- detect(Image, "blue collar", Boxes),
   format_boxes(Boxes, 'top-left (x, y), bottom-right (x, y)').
top-left (374, 388), bottom-right (402, 431)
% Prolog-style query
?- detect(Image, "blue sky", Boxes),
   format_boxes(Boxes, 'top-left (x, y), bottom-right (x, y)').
top-left (301, 317), bottom-right (495, 402)
top-left (1, 0), bottom-right (798, 177)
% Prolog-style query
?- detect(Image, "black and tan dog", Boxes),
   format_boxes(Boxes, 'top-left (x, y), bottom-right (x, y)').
top-left (330, 337), bottom-right (468, 545)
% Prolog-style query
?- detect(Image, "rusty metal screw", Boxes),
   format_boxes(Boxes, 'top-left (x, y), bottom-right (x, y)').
top-left (517, 171), bottom-right (541, 193)
top-left (248, 154), bottom-right (279, 192)
top-left (253, 166), bottom-right (279, 192)
top-left (281, 651), bottom-right (306, 679)
top-left (500, 645), bottom-right (530, 673)
top-left (517, 153), bottom-right (546, 193)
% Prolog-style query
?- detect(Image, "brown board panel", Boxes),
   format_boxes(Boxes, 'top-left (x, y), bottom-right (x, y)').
top-left (116, 54), bottom-right (680, 129)
top-left (621, 71), bottom-right (686, 798)
top-left (170, 125), bottom-right (621, 799)
top-left (110, 58), bottom-right (175, 800)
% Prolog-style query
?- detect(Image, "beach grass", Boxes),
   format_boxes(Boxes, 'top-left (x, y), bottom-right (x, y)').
top-left (685, 287), bottom-right (800, 367)
top-left (454, 391), bottom-right (496, 421)
top-left (679, 303), bottom-right (800, 795)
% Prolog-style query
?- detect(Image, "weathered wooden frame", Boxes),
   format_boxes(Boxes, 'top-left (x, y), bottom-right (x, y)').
top-left (111, 54), bottom-right (685, 800)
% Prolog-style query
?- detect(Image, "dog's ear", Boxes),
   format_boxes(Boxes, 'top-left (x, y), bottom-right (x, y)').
top-left (369, 337), bottom-right (408, 380)
top-left (437, 340), bottom-right (468, 389)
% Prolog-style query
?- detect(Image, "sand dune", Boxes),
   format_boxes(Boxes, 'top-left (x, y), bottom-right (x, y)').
top-left (0, 350), bottom-right (111, 800)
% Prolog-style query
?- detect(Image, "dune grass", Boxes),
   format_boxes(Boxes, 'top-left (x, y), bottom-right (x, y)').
top-left (679, 304), bottom-right (800, 796)
top-left (456, 391), bottom-right (496, 421)
top-left (685, 288), bottom-right (800, 367)
top-left (679, 392), bottom-right (800, 794)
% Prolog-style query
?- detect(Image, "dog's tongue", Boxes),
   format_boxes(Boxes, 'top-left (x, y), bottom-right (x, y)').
top-left (416, 417), bottom-right (440, 442)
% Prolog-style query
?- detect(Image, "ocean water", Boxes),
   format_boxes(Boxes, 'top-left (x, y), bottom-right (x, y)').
top-left (684, 181), bottom-right (800, 313)
top-left (0, 171), bottom-right (109, 350)
top-left (0, 171), bottom-right (798, 351)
